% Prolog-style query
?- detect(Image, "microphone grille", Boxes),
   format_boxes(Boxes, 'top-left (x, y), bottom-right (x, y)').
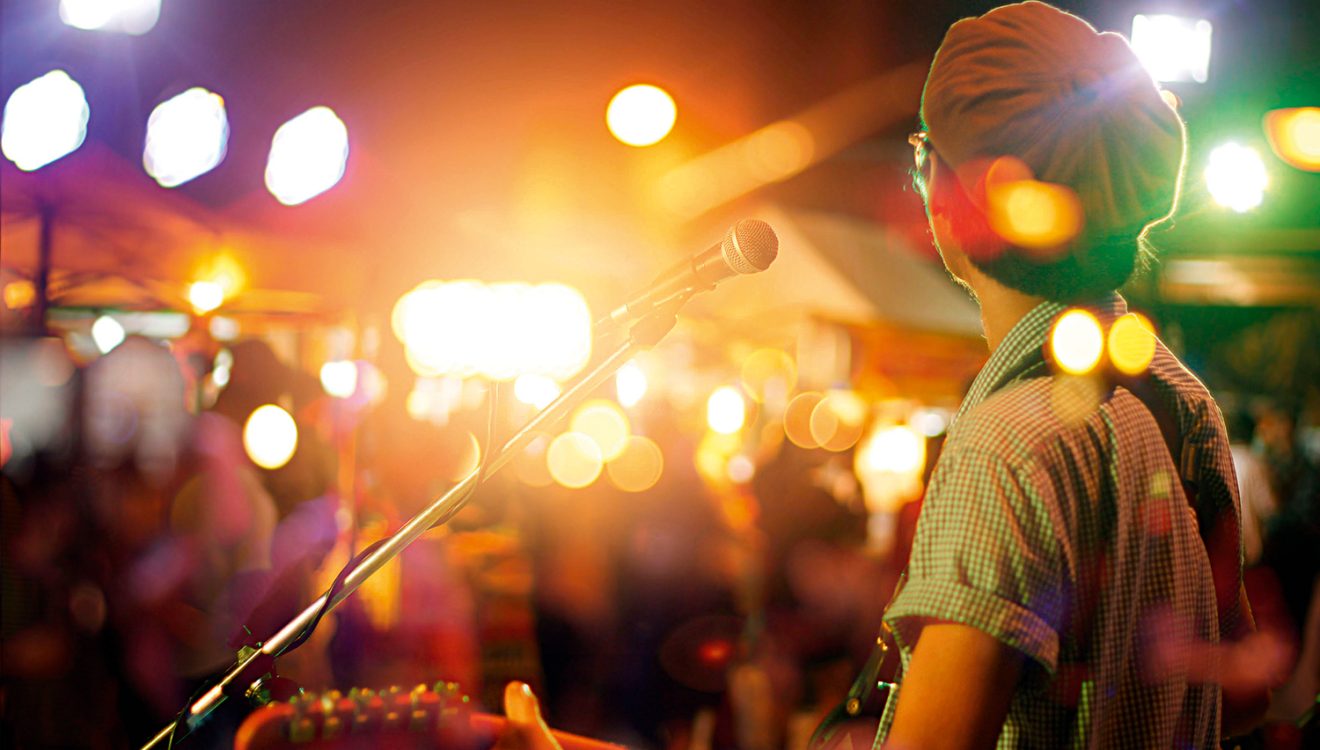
top-left (722, 219), bottom-right (779, 274)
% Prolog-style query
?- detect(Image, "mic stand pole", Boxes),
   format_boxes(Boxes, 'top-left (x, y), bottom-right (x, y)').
top-left (141, 297), bottom-right (687, 750)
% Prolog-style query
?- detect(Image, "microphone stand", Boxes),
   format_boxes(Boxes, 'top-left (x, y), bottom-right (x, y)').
top-left (140, 296), bottom-right (689, 749)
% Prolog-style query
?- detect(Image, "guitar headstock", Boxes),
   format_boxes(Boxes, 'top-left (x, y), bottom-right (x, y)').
top-left (235, 681), bottom-right (486, 749)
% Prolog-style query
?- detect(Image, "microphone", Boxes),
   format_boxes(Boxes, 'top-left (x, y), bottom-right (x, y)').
top-left (600, 219), bottom-right (778, 328)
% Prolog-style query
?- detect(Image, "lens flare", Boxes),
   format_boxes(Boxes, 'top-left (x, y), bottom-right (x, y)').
top-left (188, 281), bottom-right (225, 314)
top-left (570, 400), bottom-right (631, 461)
top-left (1263, 107), bottom-right (1320, 172)
top-left (606, 84), bottom-right (677, 147)
top-left (243, 404), bottom-right (298, 470)
top-left (1108, 313), bottom-right (1157, 376)
top-left (616, 361), bottom-right (648, 408)
top-left (320, 360), bottom-right (359, 399)
top-left (265, 106), bottom-right (349, 205)
top-left (986, 178), bottom-right (1084, 252)
top-left (60, 0), bottom-right (160, 34)
top-left (2, 70), bottom-right (89, 171)
top-left (1050, 309), bottom-right (1104, 375)
top-left (144, 87), bottom-right (229, 187)
top-left (1130, 15), bottom-right (1213, 84)
top-left (4, 281), bottom-right (36, 309)
top-left (547, 432), bottom-right (603, 489)
top-left (606, 435), bottom-right (664, 492)
top-left (91, 315), bottom-right (126, 354)
top-left (784, 391), bottom-right (824, 449)
top-left (810, 390), bottom-right (867, 451)
top-left (1205, 143), bottom-right (1267, 213)
top-left (707, 386), bottom-right (746, 435)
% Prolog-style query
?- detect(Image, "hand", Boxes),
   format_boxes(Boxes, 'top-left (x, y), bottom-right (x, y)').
top-left (493, 681), bottom-right (563, 750)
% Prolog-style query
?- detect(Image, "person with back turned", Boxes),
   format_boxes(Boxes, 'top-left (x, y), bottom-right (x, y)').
top-left (494, 3), bottom-right (1274, 749)
top-left (874, 2), bottom-right (1272, 748)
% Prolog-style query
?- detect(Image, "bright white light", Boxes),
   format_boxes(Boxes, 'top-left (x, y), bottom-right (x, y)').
top-left (2, 70), bottom-right (90, 171)
top-left (1131, 15), bottom-right (1213, 83)
top-left (1050, 309), bottom-right (1105, 375)
top-left (243, 404), bottom-right (298, 469)
top-left (909, 409), bottom-right (949, 437)
top-left (859, 425), bottom-right (925, 475)
top-left (606, 84), bottom-right (677, 147)
top-left (727, 455), bottom-right (755, 484)
top-left (91, 315), bottom-right (126, 354)
top-left (707, 386), bottom-right (746, 435)
top-left (188, 281), bottom-right (225, 314)
top-left (144, 88), bottom-right (229, 188)
top-left (616, 361), bottom-right (648, 408)
top-left (1206, 142), bottom-right (1268, 212)
top-left (514, 373), bottom-right (561, 410)
top-left (264, 106), bottom-right (349, 205)
top-left (394, 280), bottom-right (591, 381)
top-left (320, 360), bottom-right (358, 399)
top-left (60, 0), bottom-right (160, 34)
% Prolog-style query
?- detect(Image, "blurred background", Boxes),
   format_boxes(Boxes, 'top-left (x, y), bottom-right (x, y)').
top-left (1, 1), bottom-right (1316, 749)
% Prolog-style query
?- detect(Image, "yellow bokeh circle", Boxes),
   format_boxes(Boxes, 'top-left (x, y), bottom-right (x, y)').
top-left (606, 435), bottom-right (665, 493)
top-left (570, 399), bottom-right (631, 460)
top-left (1108, 313), bottom-right (1157, 376)
top-left (243, 404), bottom-right (298, 470)
top-left (547, 432), bottom-right (603, 489)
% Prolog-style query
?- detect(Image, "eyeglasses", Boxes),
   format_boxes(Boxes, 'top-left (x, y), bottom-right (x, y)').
top-left (909, 131), bottom-right (934, 197)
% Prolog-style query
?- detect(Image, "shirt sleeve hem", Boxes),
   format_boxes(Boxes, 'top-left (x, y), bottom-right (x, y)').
top-left (883, 578), bottom-right (1060, 674)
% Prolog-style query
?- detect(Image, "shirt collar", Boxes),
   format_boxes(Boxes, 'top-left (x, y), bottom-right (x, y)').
top-left (952, 292), bottom-right (1128, 427)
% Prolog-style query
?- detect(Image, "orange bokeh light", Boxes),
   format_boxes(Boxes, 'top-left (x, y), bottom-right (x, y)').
top-left (1263, 107), bottom-right (1320, 172)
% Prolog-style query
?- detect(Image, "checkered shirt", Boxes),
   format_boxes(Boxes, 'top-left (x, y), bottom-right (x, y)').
top-left (874, 294), bottom-right (1243, 749)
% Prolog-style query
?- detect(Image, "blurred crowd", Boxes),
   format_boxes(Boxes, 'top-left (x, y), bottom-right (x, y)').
top-left (1, 331), bottom-right (1317, 749)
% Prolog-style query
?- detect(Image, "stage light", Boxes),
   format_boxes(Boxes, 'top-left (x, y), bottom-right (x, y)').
top-left (188, 281), bottom-right (224, 314)
top-left (514, 373), bottom-right (561, 410)
top-left (265, 106), bottom-right (349, 205)
top-left (1131, 15), bottom-right (1213, 83)
top-left (606, 84), bottom-right (677, 147)
top-left (1205, 142), bottom-right (1267, 212)
top-left (858, 425), bottom-right (925, 475)
top-left (2, 70), bottom-right (89, 171)
top-left (1263, 107), bottom-right (1320, 172)
top-left (60, 0), bottom-right (160, 34)
top-left (606, 435), bottom-right (664, 492)
top-left (4, 280), bottom-right (36, 309)
top-left (1050, 309), bottom-right (1104, 375)
top-left (570, 400), bottom-right (631, 461)
top-left (91, 315), bottom-right (126, 354)
top-left (394, 280), bottom-right (591, 381)
top-left (616, 361), bottom-right (648, 408)
top-left (320, 360), bottom-right (358, 399)
top-left (243, 404), bottom-right (298, 470)
top-left (547, 432), bottom-right (603, 488)
top-left (707, 386), bottom-right (746, 435)
top-left (144, 87), bottom-right (228, 188)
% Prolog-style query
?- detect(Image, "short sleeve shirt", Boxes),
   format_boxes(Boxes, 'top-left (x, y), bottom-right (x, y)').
top-left (874, 295), bottom-right (1242, 749)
